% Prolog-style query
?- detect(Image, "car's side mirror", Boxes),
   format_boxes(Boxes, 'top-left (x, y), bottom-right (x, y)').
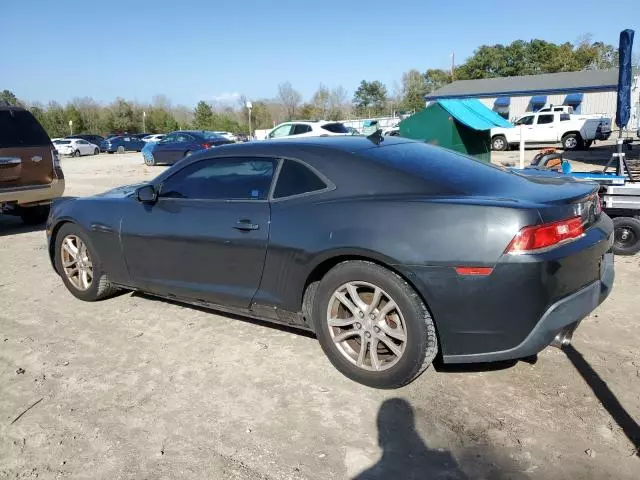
top-left (136, 185), bottom-right (157, 203)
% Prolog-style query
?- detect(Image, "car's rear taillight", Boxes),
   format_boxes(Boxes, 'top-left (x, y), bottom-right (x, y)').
top-left (52, 148), bottom-right (60, 168)
top-left (201, 142), bottom-right (210, 149)
top-left (505, 216), bottom-right (585, 254)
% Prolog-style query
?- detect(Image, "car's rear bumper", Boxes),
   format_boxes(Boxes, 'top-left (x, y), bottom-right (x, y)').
top-left (442, 251), bottom-right (614, 363)
top-left (0, 178), bottom-right (65, 206)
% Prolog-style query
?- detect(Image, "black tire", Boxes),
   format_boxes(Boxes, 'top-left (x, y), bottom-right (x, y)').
top-left (584, 140), bottom-right (593, 149)
top-left (562, 133), bottom-right (583, 150)
top-left (107, 151), bottom-right (114, 154)
top-left (117, 146), bottom-right (125, 154)
top-left (19, 204), bottom-right (50, 225)
top-left (144, 154), bottom-right (155, 166)
top-left (491, 135), bottom-right (508, 151)
top-left (54, 223), bottom-right (119, 301)
top-left (313, 260), bottom-right (438, 389)
top-left (612, 217), bottom-right (640, 255)
top-left (73, 150), bottom-right (81, 157)
top-left (94, 148), bottom-right (99, 155)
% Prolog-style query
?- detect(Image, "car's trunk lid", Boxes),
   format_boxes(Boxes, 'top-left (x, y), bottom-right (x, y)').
top-left (0, 109), bottom-right (54, 190)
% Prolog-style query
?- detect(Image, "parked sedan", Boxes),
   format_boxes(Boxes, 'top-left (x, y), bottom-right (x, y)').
top-left (143, 130), bottom-right (233, 166)
top-left (53, 138), bottom-right (99, 157)
top-left (46, 137), bottom-right (614, 388)
top-left (99, 135), bottom-right (146, 153)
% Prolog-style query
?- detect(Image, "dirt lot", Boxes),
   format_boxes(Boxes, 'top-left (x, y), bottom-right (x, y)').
top-left (1, 147), bottom-right (639, 479)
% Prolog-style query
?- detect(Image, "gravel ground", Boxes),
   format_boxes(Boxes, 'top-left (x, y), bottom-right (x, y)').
top-left (1, 149), bottom-right (639, 480)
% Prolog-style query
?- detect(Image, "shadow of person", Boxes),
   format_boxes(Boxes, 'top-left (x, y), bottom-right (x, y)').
top-left (353, 398), bottom-right (468, 480)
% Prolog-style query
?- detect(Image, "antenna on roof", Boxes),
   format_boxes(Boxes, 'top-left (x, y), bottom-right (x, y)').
top-left (366, 129), bottom-right (384, 146)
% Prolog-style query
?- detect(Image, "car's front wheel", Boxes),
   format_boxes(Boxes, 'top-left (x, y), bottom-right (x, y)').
top-left (54, 223), bottom-right (118, 301)
top-left (313, 261), bottom-right (438, 388)
top-left (144, 154), bottom-right (156, 166)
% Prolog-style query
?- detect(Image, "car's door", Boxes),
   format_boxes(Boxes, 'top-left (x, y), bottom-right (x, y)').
top-left (532, 113), bottom-right (556, 142)
top-left (163, 133), bottom-right (191, 163)
top-left (512, 114), bottom-right (535, 142)
top-left (120, 156), bottom-right (276, 309)
top-left (76, 139), bottom-right (91, 154)
top-left (153, 133), bottom-right (178, 163)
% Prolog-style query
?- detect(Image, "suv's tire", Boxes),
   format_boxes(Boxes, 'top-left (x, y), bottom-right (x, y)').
top-left (73, 150), bottom-right (81, 157)
top-left (612, 216), bottom-right (640, 255)
top-left (117, 146), bottom-right (125, 154)
top-left (19, 204), bottom-right (50, 225)
top-left (313, 261), bottom-right (438, 389)
top-left (94, 147), bottom-right (99, 155)
top-left (562, 133), bottom-right (583, 150)
top-left (491, 135), bottom-right (508, 151)
top-left (54, 223), bottom-right (119, 301)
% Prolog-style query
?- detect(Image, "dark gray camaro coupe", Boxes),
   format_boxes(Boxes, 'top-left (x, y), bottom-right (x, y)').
top-left (47, 136), bottom-right (614, 388)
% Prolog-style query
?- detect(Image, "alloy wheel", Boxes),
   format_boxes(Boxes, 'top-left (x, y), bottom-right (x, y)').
top-left (564, 137), bottom-right (578, 149)
top-left (326, 281), bottom-right (407, 371)
top-left (60, 235), bottom-right (93, 291)
top-left (493, 138), bottom-right (505, 150)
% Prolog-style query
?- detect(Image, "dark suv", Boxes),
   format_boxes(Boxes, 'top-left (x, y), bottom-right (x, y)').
top-left (0, 106), bottom-right (65, 224)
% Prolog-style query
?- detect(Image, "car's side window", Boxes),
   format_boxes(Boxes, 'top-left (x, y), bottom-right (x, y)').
top-left (176, 134), bottom-right (191, 143)
top-left (536, 114), bottom-right (554, 125)
top-left (163, 134), bottom-right (177, 143)
top-left (270, 125), bottom-right (292, 138)
top-left (291, 124), bottom-right (312, 135)
top-left (273, 159), bottom-right (327, 199)
top-left (160, 157), bottom-right (276, 201)
top-left (78, 139), bottom-right (88, 144)
top-left (515, 116), bottom-right (534, 126)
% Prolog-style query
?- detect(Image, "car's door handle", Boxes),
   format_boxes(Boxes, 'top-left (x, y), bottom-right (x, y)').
top-left (234, 220), bottom-right (259, 231)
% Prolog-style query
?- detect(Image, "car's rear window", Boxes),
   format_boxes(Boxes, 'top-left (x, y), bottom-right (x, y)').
top-left (321, 123), bottom-right (349, 134)
top-left (55, 140), bottom-right (72, 144)
top-left (0, 109), bottom-right (51, 148)
top-left (363, 141), bottom-right (513, 195)
top-left (202, 132), bottom-right (225, 140)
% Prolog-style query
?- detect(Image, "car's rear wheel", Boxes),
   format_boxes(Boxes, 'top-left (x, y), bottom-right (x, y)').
top-left (73, 149), bottom-right (81, 157)
top-left (54, 223), bottom-right (118, 301)
top-left (612, 216), bottom-right (640, 255)
top-left (313, 261), bottom-right (438, 388)
top-left (491, 135), bottom-right (508, 151)
top-left (94, 147), bottom-right (99, 155)
top-left (562, 133), bottom-right (583, 150)
top-left (117, 146), bottom-right (125, 154)
top-left (19, 204), bottom-right (50, 225)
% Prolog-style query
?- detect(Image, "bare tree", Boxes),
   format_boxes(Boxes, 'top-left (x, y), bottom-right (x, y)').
top-left (312, 83), bottom-right (330, 119)
top-left (328, 85), bottom-right (349, 120)
top-left (277, 81), bottom-right (302, 120)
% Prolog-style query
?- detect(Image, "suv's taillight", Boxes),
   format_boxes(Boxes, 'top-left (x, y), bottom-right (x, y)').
top-left (505, 216), bottom-right (585, 254)
top-left (52, 148), bottom-right (60, 168)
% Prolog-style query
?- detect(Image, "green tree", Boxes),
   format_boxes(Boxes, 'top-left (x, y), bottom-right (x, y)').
top-left (65, 105), bottom-right (84, 134)
top-left (352, 80), bottom-right (388, 116)
top-left (193, 101), bottom-right (214, 129)
top-left (40, 102), bottom-right (67, 138)
top-left (104, 98), bottom-right (136, 133)
top-left (0, 89), bottom-right (22, 107)
top-left (424, 69), bottom-right (452, 92)
top-left (400, 70), bottom-right (428, 112)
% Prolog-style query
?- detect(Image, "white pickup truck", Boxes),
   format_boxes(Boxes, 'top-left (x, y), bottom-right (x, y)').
top-left (491, 110), bottom-right (612, 151)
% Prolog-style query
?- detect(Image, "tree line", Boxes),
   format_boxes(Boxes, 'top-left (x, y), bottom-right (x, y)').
top-left (1, 36), bottom-right (621, 137)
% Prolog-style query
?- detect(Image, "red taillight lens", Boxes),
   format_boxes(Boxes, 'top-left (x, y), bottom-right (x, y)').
top-left (201, 142), bottom-right (210, 149)
top-left (506, 216), bottom-right (584, 253)
top-left (455, 266), bottom-right (494, 276)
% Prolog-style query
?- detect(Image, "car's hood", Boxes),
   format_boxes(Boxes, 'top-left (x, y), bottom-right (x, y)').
top-left (95, 182), bottom-right (147, 198)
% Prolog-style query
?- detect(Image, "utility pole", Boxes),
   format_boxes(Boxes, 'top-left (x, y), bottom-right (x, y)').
top-left (451, 52), bottom-right (456, 81)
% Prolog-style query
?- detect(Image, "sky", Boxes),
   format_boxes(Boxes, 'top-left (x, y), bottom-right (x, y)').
top-left (2, 0), bottom-right (637, 107)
